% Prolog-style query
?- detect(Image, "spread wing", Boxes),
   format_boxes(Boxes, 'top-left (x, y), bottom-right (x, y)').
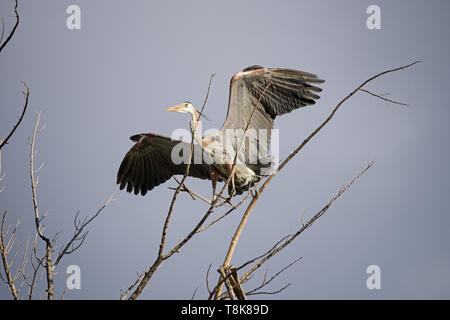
top-left (117, 133), bottom-right (211, 196)
top-left (220, 65), bottom-right (324, 164)
top-left (221, 65), bottom-right (324, 133)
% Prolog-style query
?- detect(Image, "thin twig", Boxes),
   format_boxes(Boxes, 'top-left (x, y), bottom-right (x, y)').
top-left (171, 176), bottom-right (242, 208)
top-left (0, 0), bottom-right (19, 53)
top-left (190, 287), bottom-right (198, 300)
top-left (196, 188), bottom-right (252, 234)
top-left (120, 270), bottom-right (145, 300)
top-left (246, 283), bottom-right (291, 296)
top-left (0, 81), bottom-right (30, 151)
top-left (23, 232), bottom-right (42, 300)
top-left (235, 235), bottom-right (292, 274)
top-left (0, 18), bottom-right (5, 45)
top-left (240, 161), bottom-right (374, 284)
top-left (171, 177), bottom-right (212, 204)
top-left (205, 264), bottom-right (212, 294)
top-left (54, 194), bottom-right (115, 267)
top-left (0, 210), bottom-right (19, 299)
top-left (245, 257), bottom-right (301, 295)
top-left (359, 88), bottom-right (409, 106)
top-left (60, 283), bottom-right (68, 300)
top-left (0, 139), bottom-right (5, 192)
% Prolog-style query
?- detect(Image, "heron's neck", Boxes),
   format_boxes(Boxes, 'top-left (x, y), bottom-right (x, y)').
top-left (190, 118), bottom-right (203, 146)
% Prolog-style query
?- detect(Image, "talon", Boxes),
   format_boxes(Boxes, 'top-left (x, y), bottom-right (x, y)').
top-left (230, 186), bottom-right (236, 198)
top-left (251, 189), bottom-right (259, 198)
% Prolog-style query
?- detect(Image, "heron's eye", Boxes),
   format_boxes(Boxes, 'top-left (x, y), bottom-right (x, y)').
top-left (185, 103), bottom-right (189, 107)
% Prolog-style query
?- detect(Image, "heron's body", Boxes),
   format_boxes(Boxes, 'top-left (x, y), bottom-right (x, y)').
top-left (117, 65), bottom-right (324, 198)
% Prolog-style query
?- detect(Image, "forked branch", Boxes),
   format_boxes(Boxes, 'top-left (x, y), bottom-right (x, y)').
top-left (29, 111), bottom-right (113, 299)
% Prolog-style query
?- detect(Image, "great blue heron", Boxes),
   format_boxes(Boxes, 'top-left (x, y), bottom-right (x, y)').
top-left (117, 65), bottom-right (324, 198)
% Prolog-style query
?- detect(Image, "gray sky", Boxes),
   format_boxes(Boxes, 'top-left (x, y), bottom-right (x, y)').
top-left (1, 0), bottom-right (450, 299)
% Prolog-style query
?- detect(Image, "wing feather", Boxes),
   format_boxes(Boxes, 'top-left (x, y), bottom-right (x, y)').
top-left (219, 65), bottom-right (324, 166)
top-left (221, 65), bottom-right (324, 132)
top-left (117, 133), bottom-right (211, 196)
top-left (141, 154), bottom-right (150, 195)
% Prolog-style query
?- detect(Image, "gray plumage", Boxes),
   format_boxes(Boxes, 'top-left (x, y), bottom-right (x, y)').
top-left (117, 65), bottom-right (324, 196)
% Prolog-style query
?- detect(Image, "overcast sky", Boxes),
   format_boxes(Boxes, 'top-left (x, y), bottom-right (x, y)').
top-left (1, 0), bottom-right (450, 299)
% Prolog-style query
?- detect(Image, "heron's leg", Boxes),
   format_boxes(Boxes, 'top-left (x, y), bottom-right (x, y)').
top-left (226, 161), bottom-right (236, 197)
top-left (210, 167), bottom-right (218, 201)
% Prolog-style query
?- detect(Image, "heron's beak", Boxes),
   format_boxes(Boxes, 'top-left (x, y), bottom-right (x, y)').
top-left (165, 103), bottom-right (184, 112)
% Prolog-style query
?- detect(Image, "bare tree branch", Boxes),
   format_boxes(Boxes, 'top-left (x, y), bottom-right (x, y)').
top-left (359, 88), bottom-right (409, 106)
top-left (21, 232), bottom-right (42, 300)
top-left (207, 235), bottom-right (292, 300)
top-left (170, 177), bottom-right (253, 213)
top-left (29, 110), bottom-right (55, 300)
top-left (240, 161), bottom-right (374, 284)
top-left (0, 210), bottom-right (30, 300)
top-left (212, 161), bottom-right (372, 300)
top-left (127, 158), bottom-right (237, 300)
top-left (245, 257), bottom-right (300, 296)
top-left (195, 189), bottom-right (252, 234)
top-left (246, 283), bottom-right (291, 296)
top-left (205, 264), bottom-right (212, 295)
top-left (0, 18), bottom-right (5, 47)
top-left (0, 210), bottom-right (19, 299)
top-left (54, 194), bottom-right (115, 267)
top-left (120, 270), bottom-right (145, 300)
top-left (227, 266), bottom-right (247, 300)
top-left (14, 235), bottom-right (29, 283)
top-left (60, 283), bottom-right (68, 300)
top-left (218, 266), bottom-right (236, 300)
top-left (170, 177), bottom-right (226, 205)
top-left (0, 0), bottom-right (19, 53)
top-left (190, 287), bottom-right (198, 300)
top-left (0, 81), bottom-right (30, 151)
top-left (26, 110), bottom-right (114, 300)
top-left (0, 139), bottom-right (5, 193)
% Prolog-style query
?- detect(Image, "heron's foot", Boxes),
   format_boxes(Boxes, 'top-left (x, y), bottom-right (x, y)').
top-left (231, 187), bottom-right (237, 197)
top-left (250, 188), bottom-right (259, 198)
top-left (228, 185), bottom-right (237, 199)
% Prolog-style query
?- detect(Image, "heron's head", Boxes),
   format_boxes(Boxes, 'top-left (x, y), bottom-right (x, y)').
top-left (165, 102), bottom-right (196, 116)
